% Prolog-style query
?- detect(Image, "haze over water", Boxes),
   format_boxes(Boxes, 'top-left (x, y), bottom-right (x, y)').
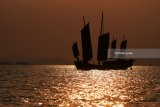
top-left (0, 0), bottom-right (160, 62)
top-left (0, 65), bottom-right (159, 106)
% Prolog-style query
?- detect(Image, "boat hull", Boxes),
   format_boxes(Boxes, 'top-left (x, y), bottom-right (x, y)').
top-left (74, 59), bottom-right (134, 70)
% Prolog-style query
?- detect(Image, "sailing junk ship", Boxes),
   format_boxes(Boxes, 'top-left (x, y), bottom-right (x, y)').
top-left (72, 13), bottom-right (134, 70)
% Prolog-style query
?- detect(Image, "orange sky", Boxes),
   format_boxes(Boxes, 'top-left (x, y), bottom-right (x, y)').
top-left (0, 0), bottom-right (160, 63)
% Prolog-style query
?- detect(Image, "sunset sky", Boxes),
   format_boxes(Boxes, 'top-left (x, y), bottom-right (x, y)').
top-left (0, 0), bottom-right (160, 63)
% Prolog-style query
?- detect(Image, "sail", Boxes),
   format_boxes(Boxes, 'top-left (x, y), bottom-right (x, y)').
top-left (120, 39), bottom-right (127, 49)
top-left (72, 42), bottom-right (79, 58)
top-left (111, 39), bottom-right (117, 49)
top-left (111, 38), bottom-right (117, 58)
top-left (97, 32), bottom-right (110, 61)
top-left (119, 39), bottom-right (127, 58)
top-left (81, 23), bottom-right (93, 62)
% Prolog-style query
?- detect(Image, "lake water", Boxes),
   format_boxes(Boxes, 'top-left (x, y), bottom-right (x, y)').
top-left (0, 65), bottom-right (159, 107)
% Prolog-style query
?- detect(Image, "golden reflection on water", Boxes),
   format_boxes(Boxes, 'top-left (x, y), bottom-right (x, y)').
top-left (61, 69), bottom-right (128, 107)
top-left (53, 65), bottom-right (159, 107)
top-left (0, 65), bottom-right (159, 106)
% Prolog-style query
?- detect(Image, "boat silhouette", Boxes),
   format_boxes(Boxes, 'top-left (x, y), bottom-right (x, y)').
top-left (72, 12), bottom-right (134, 70)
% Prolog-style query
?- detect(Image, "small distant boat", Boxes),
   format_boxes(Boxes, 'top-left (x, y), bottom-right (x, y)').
top-left (72, 12), bottom-right (134, 70)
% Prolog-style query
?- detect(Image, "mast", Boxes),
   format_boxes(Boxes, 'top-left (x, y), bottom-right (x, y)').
top-left (97, 12), bottom-right (110, 64)
top-left (100, 12), bottom-right (104, 35)
top-left (81, 17), bottom-right (93, 63)
top-left (83, 16), bottom-right (85, 26)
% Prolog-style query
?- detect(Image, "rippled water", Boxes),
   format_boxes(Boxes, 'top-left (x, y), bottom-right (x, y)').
top-left (0, 65), bottom-right (160, 107)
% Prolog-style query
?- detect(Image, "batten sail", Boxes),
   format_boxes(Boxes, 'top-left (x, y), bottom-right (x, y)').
top-left (120, 39), bottom-right (127, 49)
top-left (72, 42), bottom-right (79, 58)
top-left (97, 33), bottom-right (110, 61)
top-left (111, 37), bottom-right (117, 58)
top-left (119, 37), bottom-right (127, 58)
top-left (81, 23), bottom-right (93, 63)
top-left (111, 38), bottom-right (117, 49)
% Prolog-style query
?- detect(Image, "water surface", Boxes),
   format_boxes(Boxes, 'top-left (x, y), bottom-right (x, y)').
top-left (0, 65), bottom-right (159, 106)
